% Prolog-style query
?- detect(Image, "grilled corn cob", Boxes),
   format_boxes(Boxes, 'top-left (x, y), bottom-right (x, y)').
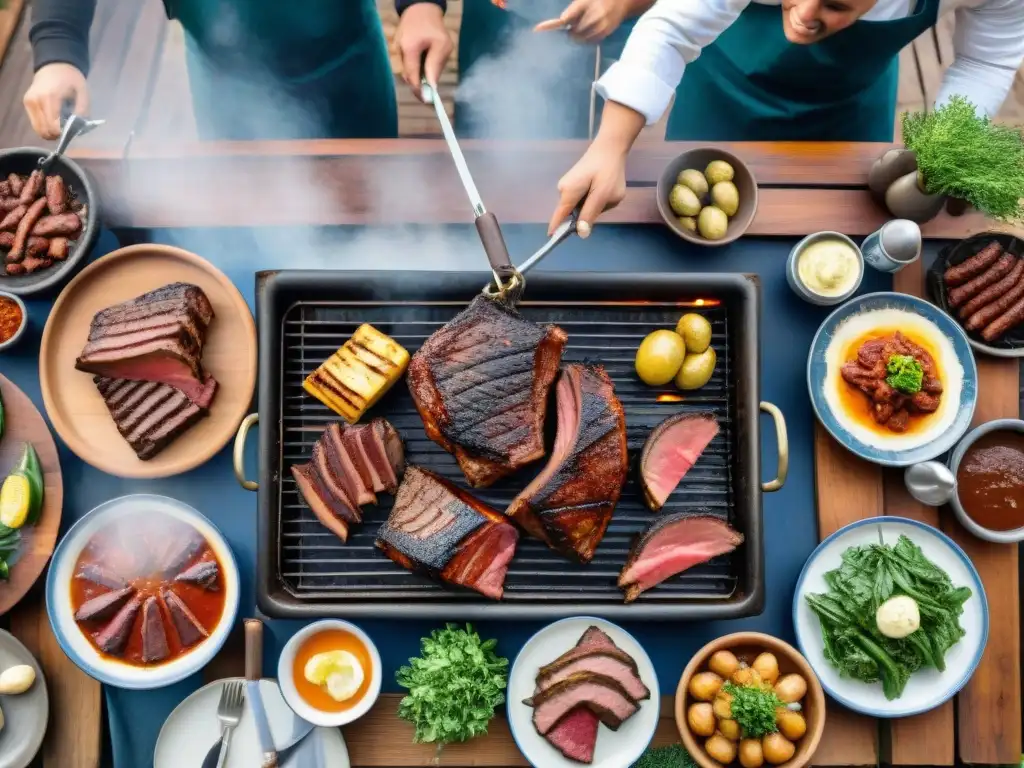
top-left (303, 324), bottom-right (409, 423)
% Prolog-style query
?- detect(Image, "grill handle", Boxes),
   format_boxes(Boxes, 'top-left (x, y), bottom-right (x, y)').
top-left (760, 402), bottom-right (788, 492)
top-left (233, 413), bottom-right (259, 491)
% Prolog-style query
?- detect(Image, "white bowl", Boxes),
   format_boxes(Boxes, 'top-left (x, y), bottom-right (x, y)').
top-left (45, 494), bottom-right (240, 690)
top-left (277, 619), bottom-right (382, 728)
top-left (786, 231), bottom-right (864, 306)
top-left (947, 418), bottom-right (1024, 543)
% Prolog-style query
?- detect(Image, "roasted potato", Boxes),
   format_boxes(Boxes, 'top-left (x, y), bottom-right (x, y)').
top-left (774, 674), bottom-right (808, 704)
top-left (688, 702), bottom-right (716, 736)
top-left (776, 708), bottom-right (807, 741)
top-left (706, 734), bottom-right (738, 764)
top-left (762, 733), bottom-right (796, 765)
top-left (713, 690), bottom-right (734, 720)
top-left (752, 653), bottom-right (780, 685)
top-left (739, 738), bottom-right (765, 768)
top-left (717, 718), bottom-right (741, 741)
top-left (689, 671), bottom-right (725, 702)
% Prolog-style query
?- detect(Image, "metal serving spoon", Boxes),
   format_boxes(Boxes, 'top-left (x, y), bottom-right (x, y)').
top-left (38, 101), bottom-right (105, 170)
top-left (904, 461), bottom-right (957, 506)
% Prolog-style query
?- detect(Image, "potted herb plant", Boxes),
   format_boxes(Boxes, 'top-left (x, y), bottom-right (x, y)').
top-left (868, 96), bottom-right (1024, 224)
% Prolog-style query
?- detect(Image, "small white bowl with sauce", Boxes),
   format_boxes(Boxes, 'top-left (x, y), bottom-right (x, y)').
top-left (947, 419), bottom-right (1024, 544)
top-left (787, 232), bottom-right (864, 306)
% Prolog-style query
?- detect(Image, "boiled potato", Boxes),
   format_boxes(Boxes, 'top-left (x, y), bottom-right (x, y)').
top-left (698, 206), bottom-right (729, 241)
top-left (706, 734), bottom-right (738, 764)
top-left (776, 709), bottom-right (807, 741)
top-left (0, 665), bottom-right (35, 695)
top-left (635, 330), bottom-right (686, 386)
top-left (717, 718), bottom-right (741, 741)
top-left (713, 690), bottom-right (733, 719)
top-left (708, 649), bottom-right (740, 680)
top-left (676, 313), bottom-right (712, 354)
top-left (762, 733), bottom-right (796, 765)
top-left (740, 738), bottom-right (765, 768)
top-left (752, 653), bottom-right (780, 685)
top-left (688, 702), bottom-right (717, 736)
top-left (711, 181), bottom-right (740, 217)
top-left (678, 216), bottom-right (698, 233)
top-left (678, 168), bottom-right (710, 199)
top-left (689, 671), bottom-right (725, 701)
top-left (706, 160), bottom-right (736, 186)
top-left (774, 674), bottom-right (808, 704)
top-left (675, 348), bottom-right (717, 390)
top-left (670, 184), bottom-right (702, 217)
top-left (731, 666), bottom-right (762, 687)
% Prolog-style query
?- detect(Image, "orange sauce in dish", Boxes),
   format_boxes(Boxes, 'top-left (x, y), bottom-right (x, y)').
top-left (292, 629), bottom-right (373, 712)
top-left (835, 327), bottom-right (945, 439)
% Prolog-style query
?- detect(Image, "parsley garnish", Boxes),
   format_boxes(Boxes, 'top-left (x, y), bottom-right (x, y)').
top-left (885, 354), bottom-right (924, 395)
top-left (723, 682), bottom-right (782, 738)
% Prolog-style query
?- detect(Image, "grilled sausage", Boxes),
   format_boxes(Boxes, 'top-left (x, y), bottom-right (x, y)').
top-left (0, 205), bottom-right (27, 232)
top-left (44, 174), bottom-right (67, 214)
top-left (966, 275), bottom-right (1024, 331)
top-left (945, 241), bottom-right (1003, 286)
top-left (0, 197), bottom-right (22, 212)
top-left (960, 258), bottom-right (1024, 318)
top-left (10, 198), bottom-right (48, 261)
top-left (7, 174), bottom-right (23, 197)
top-left (20, 255), bottom-right (52, 273)
top-left (982, 293), bottom-right (1024, 341)
top-left (5, 263), bottom-right (25, 275)
top-left (18, 170), bottom-right (44, 205)
top-left (948, 254), bottom-right (1016, 308)
top-left (0, 180), bottom-right (10, 197)
top-left (26, 236), bottom-right (49, 258)
top-left (48, 237), bottom-right (68, 260)
top-left (32, 213), bottom-right (81, 237)
top-left (0, 232), bottom-right (14, 249)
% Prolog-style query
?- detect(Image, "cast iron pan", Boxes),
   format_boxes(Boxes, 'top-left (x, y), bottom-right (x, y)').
top-left (0, 147), bottom-right (98, 297)
top-left (926, 231), bottom-right (1024, 358)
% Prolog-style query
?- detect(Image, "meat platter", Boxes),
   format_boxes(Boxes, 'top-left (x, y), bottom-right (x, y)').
top-left (252, 270), bottom-right (771, 620)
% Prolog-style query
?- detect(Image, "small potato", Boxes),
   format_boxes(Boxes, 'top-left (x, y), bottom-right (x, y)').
top-left (774, 674), bottom-right (808, 704)
top-left (713, 690), bottom-right (734, 720)
top-left (708, 650), bottom-right (740, 680)
top-left (739, 738), bottom-right (765, 768)
top-left (776, 709), bottom-right (807, 741)
top-left (762, 733), bottom-right (796, 765)
top-left (731, 666), bottom-right (763, 687)
top-left (706, 734), bottom-right (738, 764)
top-left (0, 664), bottom-right (35, 695)
top-left (689, 671), bottom-right (724, 701)
top-left (717, 718), bottom-right (741, 741)
top-left (688, 702), bottom-right (716, 736)
top-left (752, 653), bottom-right (780, 685)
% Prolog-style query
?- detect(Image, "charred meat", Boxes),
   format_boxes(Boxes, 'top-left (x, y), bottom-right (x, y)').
top-left (507, 364), bottom-right (627, 563)
top-left (407, 295), bottom-right (567, 488)
top-left (0, 170), bottom-right (84, 275)
top-left (640, 413), bottom-right (720, 511)
top-left (376, 466), bottom-right (520, 600)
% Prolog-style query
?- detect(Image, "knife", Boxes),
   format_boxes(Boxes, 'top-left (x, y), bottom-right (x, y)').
top-left (200, 703), bottom-right (315, 768)
top-left (245, 619), bottom-right (279, 768)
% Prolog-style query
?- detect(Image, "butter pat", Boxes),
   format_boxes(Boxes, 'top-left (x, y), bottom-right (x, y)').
top-left (876, 595), bottom-right (921, 639)
top-left (304, 650), bottom-right (364, 702)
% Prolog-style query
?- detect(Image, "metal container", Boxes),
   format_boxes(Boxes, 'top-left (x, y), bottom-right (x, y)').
top-left (244, 271), bottom-right (786, 620)
top-left (861, 220), bottom-right (922, 274)
top-left (786, 232), bottom-right (864, 306)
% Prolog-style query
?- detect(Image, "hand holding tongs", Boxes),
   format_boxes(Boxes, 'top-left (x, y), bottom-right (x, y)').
top-left (38, 99), bottom-right (105, 170)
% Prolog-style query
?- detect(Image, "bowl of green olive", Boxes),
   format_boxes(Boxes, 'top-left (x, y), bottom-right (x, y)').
top-left (675, 632), bottom-right (825, 768)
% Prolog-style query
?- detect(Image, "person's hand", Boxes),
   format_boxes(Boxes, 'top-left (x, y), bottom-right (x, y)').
top-left (548, 140), bottom-right (628, 238)
top-left (535, 0), bottom-right (630, 43)
top-left (395, 2), bottom-right (454, 100)
top-left (24, 63), bottom-right (89, 140)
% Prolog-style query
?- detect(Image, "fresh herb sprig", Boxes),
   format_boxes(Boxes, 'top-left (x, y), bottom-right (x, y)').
top-left (395, 623), bottom-right (508, 748)
top-left (723, 681), bottom-right (782, 738)
top-left (885, 355), bottom-right (923, 395)
top-left (632, 743), bottom-right (698, 768)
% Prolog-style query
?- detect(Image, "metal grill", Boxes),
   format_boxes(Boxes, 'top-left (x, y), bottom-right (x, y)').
top-left (277, 300), bottom-right (740, 605)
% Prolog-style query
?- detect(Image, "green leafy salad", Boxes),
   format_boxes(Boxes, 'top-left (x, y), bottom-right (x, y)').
top-left (805, 534), bottom-right (972, 700)
top-left (632, 743), bottom-right (697, 768)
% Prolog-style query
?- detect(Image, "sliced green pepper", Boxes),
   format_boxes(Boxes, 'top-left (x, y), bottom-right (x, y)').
top-left (0, 558), bottom-right (9, 580)
top-left (9, 443), bottom-right (44, 525)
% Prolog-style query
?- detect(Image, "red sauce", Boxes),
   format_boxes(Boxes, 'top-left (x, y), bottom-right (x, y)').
top-left (70, 513), bottom-right (226, 668)
top-left (956, 431), bottom-right (1024, 531)
top-left (292, 629), bottom-right (374, 713)
top-left (0, 296), bottom-right (23, 343)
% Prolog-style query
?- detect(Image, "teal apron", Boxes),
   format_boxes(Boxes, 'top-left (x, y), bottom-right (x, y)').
top-left (665, 0), bottom-right (941, 142)
top-left (168, 0), bottom-right (397, 140)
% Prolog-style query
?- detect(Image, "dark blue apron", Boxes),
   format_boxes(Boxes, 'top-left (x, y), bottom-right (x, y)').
top-left (169, 0), bottom-right (397, 140)
top-left (665, 0), bottom-right (941, 142)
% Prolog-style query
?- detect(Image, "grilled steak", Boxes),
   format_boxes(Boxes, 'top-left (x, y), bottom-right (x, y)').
top-left (91, 282), bottom-right (214, 329)
top-left (536, 645), bottom-right (650, 702)
top-left (77, 338), bottom-right (205, 398)
top-left (507, 365), bottom-right (627, 562)
top-left (93, 374), bottom-right (217, 461)
top-left (376, 466), bottom-right (519, 600)
top-left (163, 589), bottom-right (209, 647)
top-left (140, 596), bottom-right (170, 663)
top-left (619, 514), bottom-right (744, 603)
top-left (74, 586), bottom-right (136, 622)
top-left (407, 295), bottom-right (567, 488)
top-left (640, 413), bottom-right (720, 511)
top-left (527, 672), bottom-right (639, 734)
top-left (93, 596), bottom-right (143, 655)
top-left (75, 563), bottom-right (127, 590)
top-left (174, 560), bottom-right (220, 590)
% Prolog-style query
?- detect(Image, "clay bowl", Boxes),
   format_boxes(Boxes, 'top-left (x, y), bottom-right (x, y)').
top-left (657, 148), bottom-right (758, 247)
top-left (676, 632), bottom-right (826, 768)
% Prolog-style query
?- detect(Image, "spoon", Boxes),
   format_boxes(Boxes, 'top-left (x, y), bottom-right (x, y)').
top-left (904, 461), bottom-right (957, 506)
top-left (38, 101), bottom-right (105, 171)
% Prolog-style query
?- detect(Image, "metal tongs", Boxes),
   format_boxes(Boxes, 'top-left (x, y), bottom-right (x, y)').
top-left (38, 101), bottom-right (105, 170)
top-left (421, 80), bottom-right (580, 304)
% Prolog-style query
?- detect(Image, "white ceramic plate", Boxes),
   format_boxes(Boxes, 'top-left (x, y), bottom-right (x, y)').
top-left (154, 678), bottom-right (349, 768)
top-left (0, 629), bottom-right (48, 768)
top-left (507, 616), bottom-right (660, 768)
top-left (793, 517), bottom-right (988, 718)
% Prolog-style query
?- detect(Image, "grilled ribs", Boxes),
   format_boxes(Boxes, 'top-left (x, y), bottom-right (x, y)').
top-left (407, 295), bottom-right (567, 488)
top-left (506, 364), bottom-right (627, 563)
top-left (376, 466), bottom-right (519, 599)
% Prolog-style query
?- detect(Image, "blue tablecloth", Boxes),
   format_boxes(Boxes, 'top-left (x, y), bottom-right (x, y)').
top-left (4, 223), bottom-right (891, 767)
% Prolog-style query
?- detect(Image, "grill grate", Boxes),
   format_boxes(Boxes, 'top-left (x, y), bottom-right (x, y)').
top-left (277, 300), bottom-right (739, 604)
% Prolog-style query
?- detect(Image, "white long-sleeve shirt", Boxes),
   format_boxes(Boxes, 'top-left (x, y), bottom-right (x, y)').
top-left (596, 0), bottom-right (1024, 124)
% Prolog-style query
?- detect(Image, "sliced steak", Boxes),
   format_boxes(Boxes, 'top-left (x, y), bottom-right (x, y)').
top-left (173, 559), bottom-right (220, 590)
top-left (640, 413), bottom-right (720, 511)
top-left (93, 596), bottom-right (143, 656)
top-left (85, 315), bottom-right (207, 357)
top-left (92, 283), bottom-right (214, 329)
top-left (546, 709), bottom-right (599, 764)
top-left (163, 589), bottom-right (209, 647)
top-left (140, 597), bottom-right (170, 663)
top-left (75, 563), bottom-right (127, 590)
top-left (291, 464), bottom-right (356, 543)
top-left (74, 586), bottom-right (136, 622)
top-left (527, 672), bottom-right (639, 734)
top-left (77, 337), bottom-right (205, 395)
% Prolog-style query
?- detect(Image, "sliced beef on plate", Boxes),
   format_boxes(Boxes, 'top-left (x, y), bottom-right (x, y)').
top-left (640, 413), bottom-right (720, 511)
top-left (140, 596), bottom-right (170, 663)
top-left (290, 464), bottom-right (359, 543)
top-left (174, 560), bottom-right (220, 590)
top-left (93, 595), bottom-right (143, 655)
top-left (536, 645), bottom-right (650, 702)
top-left (376, 466), bottom-right (520, 600)
top-left (527, 672), bottom-right (639, 734)
top-left (618, 513), bottom-right (744, 603)
top-left (163, 589), bottom-right (209, 647)
top-left (91, 283), bottom-right (214, 329)
top-left (407, 295), bottom-right (567, 488)
top-left (507, 364), bottom-right (627, 563)
top-left (77, 338), bottom-right (206, 397)
top-left (74, 586), bottom-right (136, 622)
top-left (75, 562), bottom-right (128, 590)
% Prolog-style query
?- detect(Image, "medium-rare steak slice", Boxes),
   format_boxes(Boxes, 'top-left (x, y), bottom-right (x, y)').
top-left (536, 647), bottom-right (649, 702)
top-left (640, 413), bottom-right (720, 511)
top-left (619, 513), bottom-right (744, 603)
top-left (74, 586), bottom-right (136, 622)
top-left (291, 464), bottom-right (358, 542)
top-left (507, 365), bottom-right (627, 562)
top-left (85, 315), bottom-right (207, 359)
top-left (91, 282), bottom-right (214, 329)
top-left (174, 560), bottom-right (220, 590)
top-left (93, 595), bottom-right (143, 655)
top-left (77, 337), bottom-right (205, 397)
top-left (163, 589), bottom-right (209, 647)
top-left (526, 672), bottom-right (639, 734)
top-left (376, 466), bottom-right (519, 599)
top-left (407, 295), bottom-right (567, 488)
top-left (140, 596), bottom-right (170, 663)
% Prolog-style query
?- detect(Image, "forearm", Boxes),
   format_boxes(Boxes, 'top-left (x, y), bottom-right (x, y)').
top-left (30, 0), bottom-right (96, 75)
top-left (593, 100), bottom-right (647, 155)
top-left (395, 0), bottom-right (446, 15)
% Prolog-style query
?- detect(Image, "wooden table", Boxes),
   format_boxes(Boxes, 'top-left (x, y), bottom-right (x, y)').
top-left (6, 139), bottom-right (1020, 768)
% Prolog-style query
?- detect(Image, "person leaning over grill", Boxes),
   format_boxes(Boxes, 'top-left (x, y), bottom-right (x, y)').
top-left (24, 0), bottom-right (447, 140)
top-left (546, 0), bottom-right (1024, 234)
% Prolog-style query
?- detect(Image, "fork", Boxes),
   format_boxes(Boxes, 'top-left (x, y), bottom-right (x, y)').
top-left (214, 680), bottom-right (245, 768)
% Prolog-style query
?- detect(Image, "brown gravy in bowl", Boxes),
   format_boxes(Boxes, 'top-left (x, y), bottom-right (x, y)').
top-left (956, 431), bottom-right (1024, 532)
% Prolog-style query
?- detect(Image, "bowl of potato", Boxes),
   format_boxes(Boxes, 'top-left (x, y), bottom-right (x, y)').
top-left (675, 632), bottom-right (825, 768)
top-left (657, 148), bottom-right (758, 246)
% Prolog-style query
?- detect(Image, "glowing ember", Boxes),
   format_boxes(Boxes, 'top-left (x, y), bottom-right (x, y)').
top-left (491, 0), bottom-right (507, 7)
top-left (656, 394), bottom-right (686, 403)
top-left (690, 299), bottom-right (719, 307)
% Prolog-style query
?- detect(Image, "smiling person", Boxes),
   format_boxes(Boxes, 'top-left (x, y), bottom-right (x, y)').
top-left (549, 0), bottom-right (1024, 233)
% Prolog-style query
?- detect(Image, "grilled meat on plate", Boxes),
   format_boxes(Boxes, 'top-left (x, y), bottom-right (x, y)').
top-left (527, 672), bottom-right (639, 735)
top-left (507, 364), bottom-right (627, 563)
top-left (376, 466), bottom-right (519, 600)
top-left (407, 295), bottom-right (567, 488)
top-left (619, 513), bottom-right (743, 603)
top-left (640, 413), bottom-right (719, 511)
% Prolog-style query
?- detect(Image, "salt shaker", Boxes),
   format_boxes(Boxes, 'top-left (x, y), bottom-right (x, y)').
top-left (861, 219), bottom-right (922, 274)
